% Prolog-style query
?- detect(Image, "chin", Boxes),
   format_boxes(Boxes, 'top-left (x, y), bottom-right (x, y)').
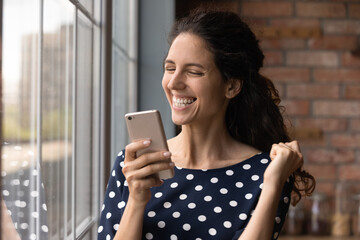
top-left (171, 112), bottom-right (191, 126)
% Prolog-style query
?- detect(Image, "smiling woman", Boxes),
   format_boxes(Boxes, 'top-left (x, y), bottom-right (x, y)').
top-left (98, 8), bottom-right (315, 240)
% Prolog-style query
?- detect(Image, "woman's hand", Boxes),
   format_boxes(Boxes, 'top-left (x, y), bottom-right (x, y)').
top-left (123, 139), bottom-right (174, 205)
top-left (265, 140), bottom-right (304, 185)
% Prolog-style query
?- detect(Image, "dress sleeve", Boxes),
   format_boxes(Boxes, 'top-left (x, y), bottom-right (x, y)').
top-left (271, 177), bottom-right (292, 239)
top-left (232, 177), bottom-right (293, 240)
top-left (97, 150), bottom-right (128, 240)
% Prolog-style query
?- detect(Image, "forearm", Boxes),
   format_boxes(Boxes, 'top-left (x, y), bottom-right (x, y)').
top-left (238, 180), bottom-right (283, 240)
top-left (114, 197), bottom-right (146, 240)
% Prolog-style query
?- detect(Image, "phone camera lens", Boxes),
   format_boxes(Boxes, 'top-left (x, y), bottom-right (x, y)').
top-left (128, 116), bottom-right (132, 120)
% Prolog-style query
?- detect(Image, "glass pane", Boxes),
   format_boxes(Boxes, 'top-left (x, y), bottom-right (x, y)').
top-left (110, 48), bottom-right (128, 162)
top-left (42, 0), bottom-right (75, 239)
top-left (94, 0), bottom-right (101, 23)
top-left (1, 1), bottom-right (47, 240)
top-left (92, 25), bottom-right (101, 216)
top-left (75, 11), bottom-right (93, 226)
top-left (79, 0), bottom-right (93, 16)
top-left (112, 0), bottom-right (129, 52)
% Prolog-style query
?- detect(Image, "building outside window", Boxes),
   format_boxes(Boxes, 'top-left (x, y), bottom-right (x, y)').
top-left (1, 0), bottom-right (104, 239)
top-left (1, 0), bottom-right (173, 239)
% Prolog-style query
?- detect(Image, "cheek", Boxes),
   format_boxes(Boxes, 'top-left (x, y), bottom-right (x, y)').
top-left (161, 75), bottom-right (171, 97)
top-left (161, 75), bottom-right (168, 91)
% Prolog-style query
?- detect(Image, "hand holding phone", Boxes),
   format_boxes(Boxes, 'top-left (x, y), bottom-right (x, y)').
top-left (125, 110), bottom-right (175, 180)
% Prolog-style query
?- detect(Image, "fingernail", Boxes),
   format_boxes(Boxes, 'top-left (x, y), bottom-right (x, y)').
top-left (143, 140), bottom-right (151, 145)
top-left (163, 151), bottom-right (171, 157)
top-left (169, 162), bottom-right (175, 167)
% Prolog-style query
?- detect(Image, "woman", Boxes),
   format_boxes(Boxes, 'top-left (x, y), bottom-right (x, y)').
top-left (98, 9), bottom-right (315, 240)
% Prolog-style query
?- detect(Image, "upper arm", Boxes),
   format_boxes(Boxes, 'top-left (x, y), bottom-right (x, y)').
top-left (98, 151), bottom-right (128, 239)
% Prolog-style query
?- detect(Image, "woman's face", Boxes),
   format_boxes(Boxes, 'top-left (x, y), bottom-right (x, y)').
top-left (162, 33), bottom-right (231, 126)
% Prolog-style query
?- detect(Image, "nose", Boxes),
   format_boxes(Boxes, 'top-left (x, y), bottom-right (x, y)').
top-left (167, 71), bottom-right (186, 90)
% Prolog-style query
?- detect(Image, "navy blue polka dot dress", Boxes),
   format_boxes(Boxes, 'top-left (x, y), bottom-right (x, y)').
top-left (98, 150), bottom-right (292, 240)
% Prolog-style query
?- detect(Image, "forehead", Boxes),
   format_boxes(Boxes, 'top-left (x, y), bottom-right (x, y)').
top-left (166, 33), bottom-right (215, 66)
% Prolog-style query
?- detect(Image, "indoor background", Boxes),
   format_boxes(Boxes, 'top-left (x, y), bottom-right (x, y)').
top-left (1, 0), bottom-right (359, 240)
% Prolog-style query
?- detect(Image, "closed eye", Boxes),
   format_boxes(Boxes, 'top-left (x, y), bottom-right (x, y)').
top-left (165, 67), bottom-right (176, 73)
top-left (188, 71), bottom-right (204, 76)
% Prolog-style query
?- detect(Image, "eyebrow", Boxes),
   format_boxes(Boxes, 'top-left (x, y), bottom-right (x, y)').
top-left (164, 59), bottom-right (205, 69)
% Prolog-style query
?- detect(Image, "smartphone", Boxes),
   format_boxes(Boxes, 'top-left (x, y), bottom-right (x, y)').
top-left (125, 110), bottom-right (174, 180)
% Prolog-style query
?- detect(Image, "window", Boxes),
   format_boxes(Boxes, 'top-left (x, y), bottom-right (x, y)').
top-left (1, 0), bottom-right (102, 239)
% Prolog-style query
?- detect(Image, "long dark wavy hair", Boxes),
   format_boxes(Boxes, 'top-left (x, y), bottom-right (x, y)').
top-left (169, 9), bottom-right (315, 204)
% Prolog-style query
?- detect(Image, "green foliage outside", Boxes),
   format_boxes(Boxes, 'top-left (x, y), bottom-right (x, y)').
top-left (2, 104), bottom-right (73, 142)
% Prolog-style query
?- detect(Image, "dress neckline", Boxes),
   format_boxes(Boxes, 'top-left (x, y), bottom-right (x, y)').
top-left (173, 152), bottom-right (266, 172)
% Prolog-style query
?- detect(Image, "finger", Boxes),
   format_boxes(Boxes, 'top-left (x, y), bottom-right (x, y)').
top-left (270, 143), bottom-right (279, 161)
top-left (137, 161), bottom-right (174, 179)
top-left (131, 177), bottom-right (164, 191)
top-left (285, 140), bottom-right (301, 152)
top-left (124, 161), bottom-right (174, 181)
top-left (125, 139), bottom-right (151, 161)
top-left (126, 151), bottom-right (172, 171)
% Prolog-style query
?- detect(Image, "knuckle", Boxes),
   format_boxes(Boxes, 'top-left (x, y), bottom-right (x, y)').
top-left (125, 144), bottom-right (132, 152)
top-left (140, 154), bottom-right (150, 163)
top-left (125, 173), bottom-right (135, 183)
top-left (145, 163), bottom-right (156, 172)
top-left (122, 165), bottom-right (129, 174)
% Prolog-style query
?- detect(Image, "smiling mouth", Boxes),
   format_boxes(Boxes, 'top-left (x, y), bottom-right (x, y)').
top-left (172, 96), bottom-right (197, 108)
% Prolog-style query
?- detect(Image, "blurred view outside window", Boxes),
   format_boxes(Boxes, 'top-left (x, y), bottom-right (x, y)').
top-left (1, 0), bottom-right (102, 239)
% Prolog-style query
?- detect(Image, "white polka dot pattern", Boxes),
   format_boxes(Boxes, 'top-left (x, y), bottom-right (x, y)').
top-left (98, 151), bottom-right (292, 240)
top-left (2, 145), bottom-right (49, 240)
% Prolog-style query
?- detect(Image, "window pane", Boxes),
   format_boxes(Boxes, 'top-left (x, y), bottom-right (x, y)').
top-left (110, 48), bottom-right (128, 161)
top-left (112, 0), bottom-right (129, 52)
top-left (75, 11), bottom-right (93, 227)
top-left (42, 0), bottom-right (75, 239)
top-left (94, 0), bottom-right (101, 23)
top-left (1, 1), bottom-right (47, 240)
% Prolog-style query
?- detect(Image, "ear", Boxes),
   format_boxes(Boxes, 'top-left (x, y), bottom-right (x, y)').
top-left (225, 79), bottom-right (242, 99)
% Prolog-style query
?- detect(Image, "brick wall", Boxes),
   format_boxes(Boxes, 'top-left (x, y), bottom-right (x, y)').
top-left (240, 0), bottom-right (360, 209)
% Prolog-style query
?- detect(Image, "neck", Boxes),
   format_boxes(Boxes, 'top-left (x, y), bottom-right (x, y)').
top-left (170, 119), bottom-right (236, 169)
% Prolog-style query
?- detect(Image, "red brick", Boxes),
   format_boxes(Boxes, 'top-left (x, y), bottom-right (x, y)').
top-left (306, 149), bottom-right (355, 164)
top-left (305, 164), bottom-right (337, 181)
top-left (350, 119), bottom-right (360, 131)
top-left (331, 133), bottom-right (360, 148)
top-left (341, 52), bottom-right (360, 67)
top-left (297, 138), bottom-right (327, 148)
top-left (314, 101), bottom-right (360, 117)
top-left (339, 165), bottom-right (360, 181)
top-left (349, 4), bottom-right (360, 18)
top-left (241, 2), bottom-right (293, 17)
top-left (261, 67), bottom-right (310, 83)
top-left (308, 36), bottom-right (358, 50)
top-left (286, 51), bottom-right (338, 67)
top-left (314, 69), bottom-right (360, 83)
top-left (259, 39), bottom-right (306, 50)
top-left (324, 20), bottom-right (360, 34)
top-left (282, 100), bottom-right (310, 116)
top-left (263, 50), bottom-right (283, 66)
top-left (287, 84), bottom-right (339, 99)
top-left (242, 18), bottom-right (268, 29)
top-left (296, 118), bottom-right (347, 132)
top-left (270, 18), bottom-right (321, 28)
top-left (344, 85), bottom-right (360, 99)
top-left (296, 2), bottom-right (346, 18)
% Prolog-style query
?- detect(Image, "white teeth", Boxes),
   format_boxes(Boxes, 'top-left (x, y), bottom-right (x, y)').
top-left (172, 96), bottom-right (195, 107)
